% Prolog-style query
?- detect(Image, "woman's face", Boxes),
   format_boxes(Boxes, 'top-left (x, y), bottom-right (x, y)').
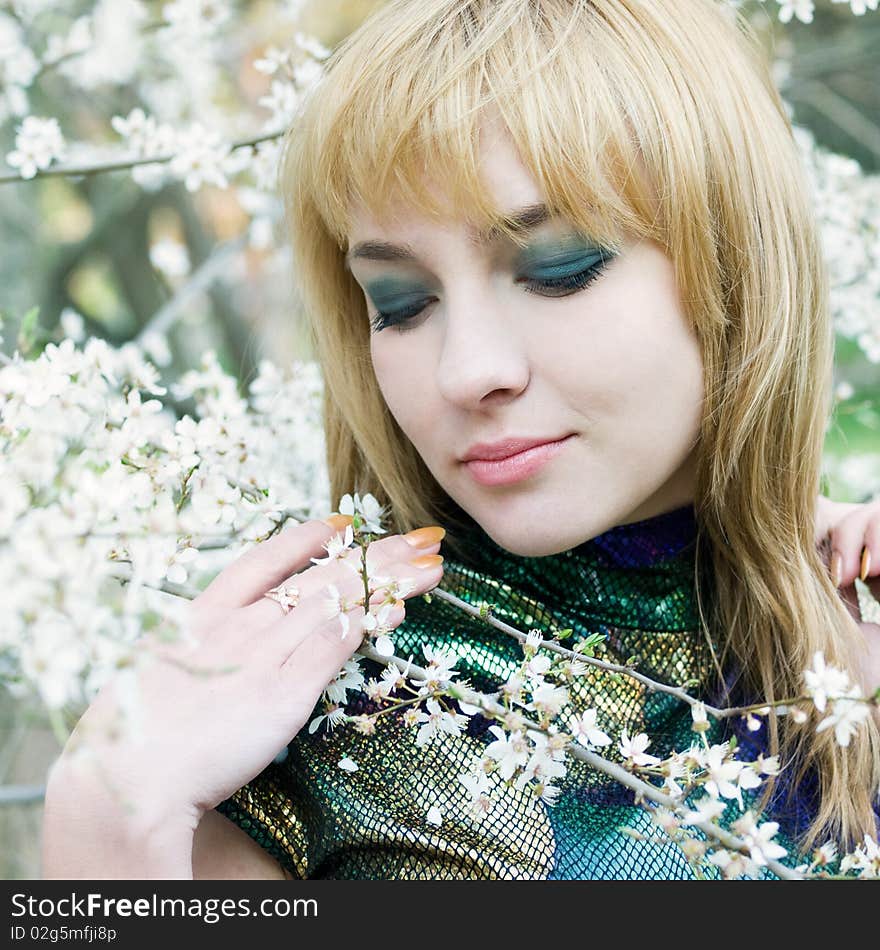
top-left (346, 120), bottom-right (704, 556)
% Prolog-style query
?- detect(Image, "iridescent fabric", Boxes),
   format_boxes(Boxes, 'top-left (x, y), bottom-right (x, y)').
top-left (216, 505), bottom-right (796, 879)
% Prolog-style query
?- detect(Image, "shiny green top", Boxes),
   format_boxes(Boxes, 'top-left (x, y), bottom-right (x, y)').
top-left (216, 505), bottom-right (794, 879)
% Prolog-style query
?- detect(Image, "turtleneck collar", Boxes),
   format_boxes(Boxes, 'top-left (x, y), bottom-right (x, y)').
top-left (570, 504), bottom-right (698, 570)
top-left (448, 504), bottom-right (700, 635)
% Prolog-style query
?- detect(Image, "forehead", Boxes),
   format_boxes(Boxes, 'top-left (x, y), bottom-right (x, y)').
top-left (345, 116), bottom-right (545, 246)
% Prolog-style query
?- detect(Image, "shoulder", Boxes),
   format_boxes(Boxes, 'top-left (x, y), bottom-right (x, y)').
top-left (192, 808), bottom-right (293, 880)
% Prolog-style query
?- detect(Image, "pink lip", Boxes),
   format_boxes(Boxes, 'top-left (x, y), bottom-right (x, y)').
top-left (463, 435), bottom-right (574, 486)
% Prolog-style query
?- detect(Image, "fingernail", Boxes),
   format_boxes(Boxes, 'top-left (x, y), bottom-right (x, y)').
top-left (860, 547), bottom-right (872, 582)
top-left (402, 526), bottom-right (446, 548)
top-left (324, 514), bottom-right (354, 531)
top-left (410, 553), bottom-right (444, 569)
top-left (830, 550), bottom-right (842, 588)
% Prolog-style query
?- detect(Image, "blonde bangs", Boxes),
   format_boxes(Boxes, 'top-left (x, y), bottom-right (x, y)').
top-left (284, 0), bottom-right (682, 260)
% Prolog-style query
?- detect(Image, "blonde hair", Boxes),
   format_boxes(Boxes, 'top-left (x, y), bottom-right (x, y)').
top-left (279, 0), bottom-right (880, 851)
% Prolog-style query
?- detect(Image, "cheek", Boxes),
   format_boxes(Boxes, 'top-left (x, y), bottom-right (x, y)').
top-left (369, 336), bottom-right (433, 441)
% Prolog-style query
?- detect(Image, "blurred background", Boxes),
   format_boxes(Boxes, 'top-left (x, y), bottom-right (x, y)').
top-left (1, 0), bottom-right (878, 878)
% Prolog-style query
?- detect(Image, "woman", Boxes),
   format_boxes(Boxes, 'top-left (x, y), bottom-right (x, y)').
top-left (42, 0), bottom-right (880, 879)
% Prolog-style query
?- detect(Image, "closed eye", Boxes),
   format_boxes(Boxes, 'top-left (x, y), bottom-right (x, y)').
top-left (369, 252), bottom-right (616, 334)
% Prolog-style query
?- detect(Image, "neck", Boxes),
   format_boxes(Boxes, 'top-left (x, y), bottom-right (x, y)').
top-left (448, 504), bottom-right (700, 631)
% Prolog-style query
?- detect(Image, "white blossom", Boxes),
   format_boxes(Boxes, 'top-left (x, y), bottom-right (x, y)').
top-left (338, 492), bottom-right (387, 535)
top-left (307, 704), bottom-right (346, 735)
top-left (816, 691), bottom-right (871, 747)
top-left (777, 0), bottom-right (815, 23)
top-left (6, 116), bottom-right (65, 178)
top-left (730, 811), bottom-right (788, 866)
top-left (293, 32), bottom-right (331, 61)
top-left (0, 14), bottom-right (38, 117)
top-left (840, 834), bottom-right (880, 878)
top-left (459, 769), bottom-right (493, 819)
top-left (707, 847), bottom-right (760, 880)
top-left (618, 730), bottom-right (661, 767)
top-left (169, 122), bottom-right (233, 192)
top-left (321, 657), bottom-right (365, 706)
top-left (162, 0), bottom-right (231, 39)
top-left (682, 795), bottom-right (726, 826)
top-left (253, 46), bottom-right (293, 76)
top-left (56, 0), bottom-right (146, 90)
top-left (831, 0), bottom-right (879, 14)
top-left (409, 644), bottom-right (460, 694)
top-left (323, 584), bottom-right (357, 640)
top-left (310, 524), bottom-right (356, 567)
top-left (414, 698), bottom-right (468, 747)
top-left (568, 708), bottom-right (611, 750)
top-left (804, 650), bottom-right (853, 713)
top-left (484, 725), bottom-right (529, 780)
top-left (690, 701), bottom-right (710, 732)
top-left (529, 681), bottom-right (569, 719)
top-left (150, 238), bottom-right (191, 279)
top-left (258, 79), bottom-right (301, 129)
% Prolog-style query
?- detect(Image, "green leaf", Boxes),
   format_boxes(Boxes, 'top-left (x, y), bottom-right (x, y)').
top-left (17, 306), bottom-right (40, 357)
top-left (574, 631), bottom-right (606, 655)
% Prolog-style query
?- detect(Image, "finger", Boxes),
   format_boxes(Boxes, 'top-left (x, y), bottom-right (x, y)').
top-left (269, 552), bottom-right (444, 661)
top-left (861, 515), bottom-right (880, 580)
top-left (243, 529), bottom-right (444, 631)
top-left (813, 498), bottom-right (860, 546)
top-left (273, 599), bottom-right (408, 730)
top-left (828, 511), bottom-right (871, 588)
top-left (195, 516), bottom-right (353, 612)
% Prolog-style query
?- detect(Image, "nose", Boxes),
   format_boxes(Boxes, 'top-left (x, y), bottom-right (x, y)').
top-left (435, 286), bottom-right (531, 409)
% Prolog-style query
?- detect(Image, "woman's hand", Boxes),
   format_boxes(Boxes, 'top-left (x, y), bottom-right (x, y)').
top-left (815, 496), bottom-right (880, 699)
top-left (51, 516), bottom-right (446, 835)
top-left (814, 494), bottom-right (880, 588)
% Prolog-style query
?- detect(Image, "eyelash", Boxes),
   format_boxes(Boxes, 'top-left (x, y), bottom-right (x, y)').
top-left (368, 259), bottom-right (612, 334)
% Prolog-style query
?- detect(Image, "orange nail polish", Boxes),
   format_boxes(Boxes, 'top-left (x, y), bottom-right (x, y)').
top-left (403, 526), bottom-right (446, 547)
top-left (324, 514), bottom-right (354, 531)
top-left (410, 553), bottom-right (444, 569)
top-left (830, 550), bottom-right (842, 588)
top-left (860, 547), bottom-right (872, 582)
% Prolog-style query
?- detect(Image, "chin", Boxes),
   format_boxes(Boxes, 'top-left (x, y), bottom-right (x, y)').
top-left (476, 519), bottom-right (595, 559)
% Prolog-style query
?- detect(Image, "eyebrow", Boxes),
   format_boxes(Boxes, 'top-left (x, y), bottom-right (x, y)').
top-left (344, 202), bottom-right (552, 269)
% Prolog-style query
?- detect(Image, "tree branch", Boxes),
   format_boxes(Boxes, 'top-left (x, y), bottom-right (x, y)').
top-left (0, 784), bottom-right (46, 805)
top-left (0, 130), bottom-right (284, 185)
top-left (135, 233), bottom-right (251, 345)
top-left (429, 586), bottom-right (734, 718)
top-left (790, 79), bottom-right (880, 161)
top-left (356, 642), bottom-right (802, 880)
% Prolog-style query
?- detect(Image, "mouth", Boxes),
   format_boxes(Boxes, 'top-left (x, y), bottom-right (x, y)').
top-left (462, 435), bottom-right (575, 487)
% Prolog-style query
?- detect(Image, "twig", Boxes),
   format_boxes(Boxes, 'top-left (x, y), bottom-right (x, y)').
top-left (0, 130), bottom-right (284, 185)
top-left (430, 586), bottom-right (731, 716)
top-left (0, 784), bottom-right (46, 805)
top-left (432, 587), bottom-right (845, 720)
top-left (135, 233), bottom-right (251, 344)
top-left (82, 568), bottom-right (803, 876)
top-left (33, 20), bottom-right (167, 83)
top-left (791, 80), bottom-right (880, 161)
top-left (356, 642), bottom-right (801, 880)
top-left (566, 743), bottom-right (800, 880)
